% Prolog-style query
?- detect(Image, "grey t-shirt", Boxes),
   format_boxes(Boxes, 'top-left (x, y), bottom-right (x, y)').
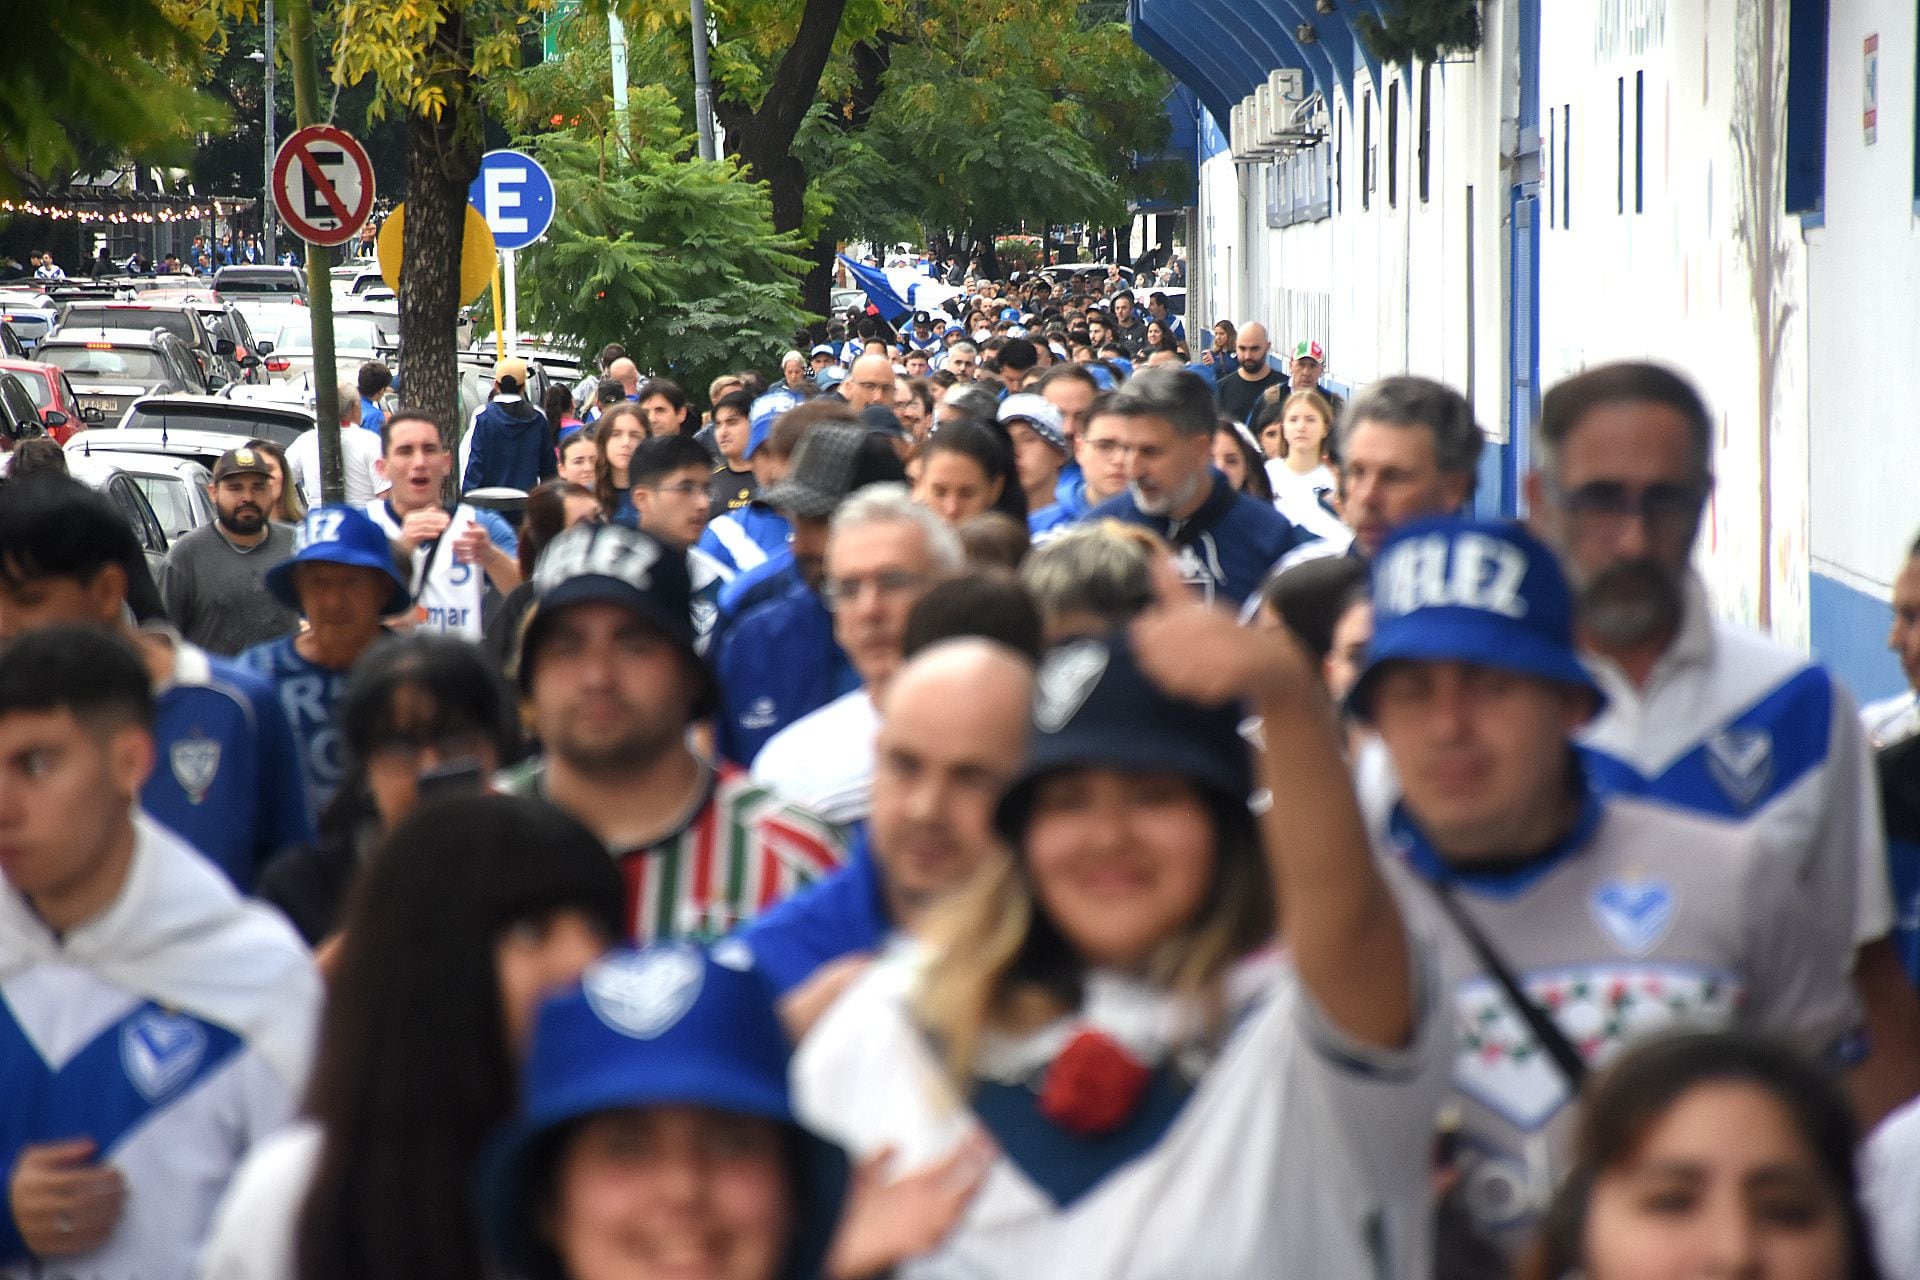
top-left (160, 521), bottom-right (299, 656)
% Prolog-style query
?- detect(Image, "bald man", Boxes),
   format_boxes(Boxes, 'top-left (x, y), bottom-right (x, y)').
top-left (1217, 320), bottom-right (1286, 424)
top-left (607, 357), bottom-right (641, 400)
top-left (737, 638), bottom-right (1033, 1030)
top-left (843, 351), bottom-right (898, 413)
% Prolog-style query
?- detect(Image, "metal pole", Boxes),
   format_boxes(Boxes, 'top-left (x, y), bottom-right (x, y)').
top-left (503, 249), bottom-right (518, 356)
top-left (283, 0), bottom-right (343, 504)
top-left (263, 0), bottom-right (277, 262)
top-left (609, 14), bottom-right (632, 152)
top-left (689, 0), bottom-right (716, 162)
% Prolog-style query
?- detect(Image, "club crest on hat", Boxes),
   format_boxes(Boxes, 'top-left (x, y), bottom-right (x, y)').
top-left (121, 1010), bottom-right (208, 1102)
top-left (1035, 639), bottom-right (1108, 733)
top-left (170, 734), bottom-right (221, 805)
top-left (1590, 879), bottom-right (1676, 956)
top-left (1705, 728), bottom-right (1773, 812)
top-left (583, 946), bottom-right (705, 1040)
top-left (233, 448), bottom-right (257, 467)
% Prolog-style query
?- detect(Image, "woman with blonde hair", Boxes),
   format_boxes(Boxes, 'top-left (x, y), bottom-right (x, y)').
top-left (590, 402), bottom-right (646, 525)
top-left (1258, 388), bottom-right (1349, 546)
top-left (793, 578), bottom-right (1447, 1279)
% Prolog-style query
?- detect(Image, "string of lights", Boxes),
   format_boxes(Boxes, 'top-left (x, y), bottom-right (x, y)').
top-left (0, 196), bottom-right (258, 226)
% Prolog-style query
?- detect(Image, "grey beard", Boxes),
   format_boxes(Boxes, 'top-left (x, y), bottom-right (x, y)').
top-left (1578, 559), bottom-right (1683, 649)
top-left (1131, 468), bottom-right (1208, 518)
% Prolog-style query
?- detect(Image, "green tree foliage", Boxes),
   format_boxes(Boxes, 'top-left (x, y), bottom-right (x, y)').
top-left (488, 64), bottom-right (812, 393)
top-left (1355, 0), bottom-right (1482, 65)
top-left (1, 0), bottom-right (227, 195)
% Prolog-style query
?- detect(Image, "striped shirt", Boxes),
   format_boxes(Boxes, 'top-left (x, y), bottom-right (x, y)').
top-left (496, 757), bottom-right (846, 942)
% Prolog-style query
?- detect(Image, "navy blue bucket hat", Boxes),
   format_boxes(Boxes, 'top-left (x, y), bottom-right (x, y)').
top-left (265, 505), bottom-right (412, 617)
top-left (994, 630), bottom-right (1253, 843)
top-left (1346, 516), bottom-right (1606, 721)
top-left (478, 942), bottom-right (849, 1280)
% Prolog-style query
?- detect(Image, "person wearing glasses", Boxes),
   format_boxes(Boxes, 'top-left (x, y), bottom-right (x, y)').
top-left (751, 485), bottom-right (963, 826)
top-left (1526, 361), bottom-right (1920, 1133)
top-left (626, 435), bottom-right (733, 650)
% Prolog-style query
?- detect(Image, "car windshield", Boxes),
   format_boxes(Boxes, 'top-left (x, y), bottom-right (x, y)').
top-left (130, 474), bottom-right (197, 534)
top-left (63, 308), bottom-right (195, 345)
top-left (42, 346), bottom-right (171, 381)
top-left (118, 405), bottom-right (308, 446)
top-left (216, 270), bottom-right (302, 294)
top-left (272, 316), bottom-right (380, 355)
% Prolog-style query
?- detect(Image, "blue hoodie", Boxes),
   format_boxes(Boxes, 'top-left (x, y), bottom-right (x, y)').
top-left (462, 399), bottom-right (555, 493)
top-left (1086, 469), bottom-right (1307, 605)
top-left (697, 503), bottom-right (792, 576)
top-left (710, 568), bottom-right (858, 767)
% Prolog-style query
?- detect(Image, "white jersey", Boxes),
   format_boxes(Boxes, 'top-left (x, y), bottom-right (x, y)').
top-left (749, 688), bottom-right (878, 825)
top-left (360, 500), bottom-right (495, 640)
top-left (1266, 461), bottom-right (1352, 549)
top-left (1378, 790), bottom-right (1861, 1248)
top-left (196, 1121), bottom-right (319, 1280)
top-left (0, 818), bottom-right (318, 1280)
top-left (793, 943), bottom-right (1449, 1280)
top-left (1579, 575), bottom-right (1892, 950)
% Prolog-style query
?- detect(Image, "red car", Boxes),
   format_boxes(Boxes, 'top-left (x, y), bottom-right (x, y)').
top-left (0, 357), bottom-right (99, 444)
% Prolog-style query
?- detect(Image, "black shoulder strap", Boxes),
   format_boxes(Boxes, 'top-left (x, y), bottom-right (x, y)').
top-left (407, 505), bottom-right (458, 608)
top-left (1425, 880), bottom-right (1589, 1092)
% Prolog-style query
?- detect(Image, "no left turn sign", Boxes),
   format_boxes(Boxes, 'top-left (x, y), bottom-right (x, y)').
top-left (272, 126), bottom-right (376, 246)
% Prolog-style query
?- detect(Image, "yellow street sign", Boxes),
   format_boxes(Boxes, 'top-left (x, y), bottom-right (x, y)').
top-left (376, 203), bottom-right (496, 304)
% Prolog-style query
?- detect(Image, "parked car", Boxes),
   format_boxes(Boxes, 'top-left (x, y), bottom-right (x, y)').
top-left (35, 328), bottom-right (208, 426)
top-left (108, 393), bottom-right (315, 451)
top-left (64, 453), bottom-right (172, 580)
top-left (264, 314), bottom-right (384, 386)
top-left (0, 371), bottom-right (47, 446)
top-left (0, 357), bottom-right (98, 443)
top-left (212, 265), bottom-right (307, 301)
top-left (0, 291), bottom-right (58, 349)
top-left (72, 450), bottom-right (215, 542)
top-left (54, 300), bottom-right (251, 390)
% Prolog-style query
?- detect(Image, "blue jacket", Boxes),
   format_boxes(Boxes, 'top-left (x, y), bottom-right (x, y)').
top-left (710, 570), bottom-right (857, 767)
top-left (1087, 470), bottom-right (1305, 606)
top-left (1030, 472), bottom-right (1093, 537)
top-left (462, 400), bottom-right (555, 493)
top-left (735, 827), bottom-right (890, 997)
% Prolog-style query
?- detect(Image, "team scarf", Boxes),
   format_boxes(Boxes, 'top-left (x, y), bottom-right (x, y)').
top-left (0, 812), bottom-right (321, 1091)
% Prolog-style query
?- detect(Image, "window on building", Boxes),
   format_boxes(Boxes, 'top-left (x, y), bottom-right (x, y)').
top-left (1547, 104), bottom-right (1556, 228)
top-left (1419, 63), bottom-right (1433, 204)
top-left (1335, 99), bottom-right (1344, 214)
top-left (1363, 89), bottom-right (1374, 210)
top-left (1388, 80), bottom-right (1401, 208)
top-left (1634, 70), bottom-right (1645, 213)
top-left (1784, 0), bottom-right (1829, 216)
top-left (1562, 104), bottom-right (1571, 229)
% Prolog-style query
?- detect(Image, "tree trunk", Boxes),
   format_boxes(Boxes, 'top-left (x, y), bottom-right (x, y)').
top-left (974, 229), bottom-right (1000, 280)
top-left (398, 74), bottom-right (481, 444)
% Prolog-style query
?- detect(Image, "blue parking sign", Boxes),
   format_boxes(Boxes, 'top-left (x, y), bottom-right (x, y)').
top-left (469, 149), bottom-right (556, 251)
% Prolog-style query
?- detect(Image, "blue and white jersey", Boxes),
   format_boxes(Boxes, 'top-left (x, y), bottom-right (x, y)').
top-left (236, 635), bottom-right (375, 821)
top-left (696, 504), bottom-right (791, 577)
top-left (360, 501), bottom-right (516, 642)
top-left (0, 818), bottom-right (318, 1280)
top-left (147, 639), bottom-right (314, 891)
top-left (1380, 785), bottom-right (1861, 1249)
top-left (795, 945), bottom-right (1449, 1280)
top-left (1579, 576), bottom-right (1893, 952)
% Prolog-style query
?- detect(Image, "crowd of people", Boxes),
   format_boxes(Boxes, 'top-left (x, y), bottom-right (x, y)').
top-left (0, 261), bottom-right (1918, 1280)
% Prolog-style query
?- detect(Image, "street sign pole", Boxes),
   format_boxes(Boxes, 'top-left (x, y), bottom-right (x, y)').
top-left (492, 255), bottom-right (506, 363)
top-left (504, 248), bottom-right (519, 356)
top-left (285, 0), bottom-right (339, 504)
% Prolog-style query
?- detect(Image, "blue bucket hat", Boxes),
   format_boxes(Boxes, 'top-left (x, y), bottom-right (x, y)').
top-left (995, 630), bottom-right (1251, 842)
top-left (1346, 516), bottom-right (1606, 721)
top-left (745, 387), bottom-right (801, 460)
top-left (478, 942), bottom-right (849, 1280)
top-left (265, 505), bottom-right (411, 617)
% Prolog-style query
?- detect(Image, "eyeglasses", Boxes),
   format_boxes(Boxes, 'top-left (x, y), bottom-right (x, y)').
top-left (1080, 437), bottom-right (1130, 458)
top-left (1558, 480), bottom-right (1710, 529)
top-left (819, 570), bottom-right (927, 610)
top-left (640, 481), bottom-right (709, 498)
top-left (850, 380), bottom-right (895, 394)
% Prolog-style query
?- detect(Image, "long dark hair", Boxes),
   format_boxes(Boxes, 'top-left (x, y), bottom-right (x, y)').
top-left (924, 419), bottom-right (1028, 524)
top-left (518, 480), bottom-right (594, 579)
top-left (295, 794), bottom-right (625, 1280)
top-left (1522, 1032), bottom-right (1883, 1280)
top-left (1214, 424), bottom-right (1272, 501)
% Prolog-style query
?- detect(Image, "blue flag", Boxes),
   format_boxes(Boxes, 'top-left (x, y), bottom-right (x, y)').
top-left (836, 255), bottom-right (912, 323)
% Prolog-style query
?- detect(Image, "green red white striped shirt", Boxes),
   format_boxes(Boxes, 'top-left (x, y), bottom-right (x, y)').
top-left (497, 757), bottom-right (846, 942)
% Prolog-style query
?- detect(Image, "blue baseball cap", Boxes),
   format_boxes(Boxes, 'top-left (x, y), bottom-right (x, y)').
top-left (1346, 516), bottom-right (1605, 721)
top-left (745, 387), bottom-right (801, 459)
top-left (478, 943), bottom-right (848, 1280)
top-left (995, 630), bottom-right (1251, 842)
top-left (265, 505), bottom-right (410, 617)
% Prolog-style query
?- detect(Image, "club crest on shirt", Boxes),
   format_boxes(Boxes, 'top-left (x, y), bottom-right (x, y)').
top-left (583, 946), bottom-right (705, 1040)
top-left (169, 734), bottom-right (221, 805)
top-left (1035, 640), bottom-right (1108, 732)
top-left (1590, 879), bottom-right (1676, 956)
top-left (1705, 728), bottom-right (1773, 812)
top-left (121, 1010), bottom-right (208, 1102)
